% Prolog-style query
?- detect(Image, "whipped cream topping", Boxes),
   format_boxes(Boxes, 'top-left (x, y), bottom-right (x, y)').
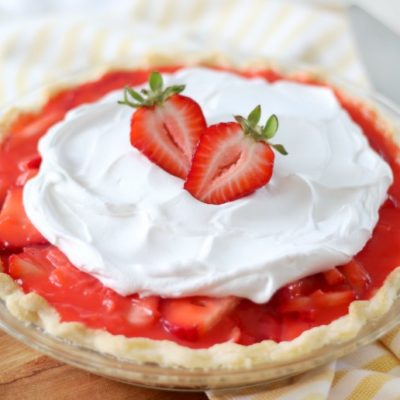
top-left (24, 67), bottom-right (393, 303)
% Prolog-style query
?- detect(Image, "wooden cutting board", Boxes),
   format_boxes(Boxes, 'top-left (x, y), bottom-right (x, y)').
top-left (0, 330), bottom-right (207, 400)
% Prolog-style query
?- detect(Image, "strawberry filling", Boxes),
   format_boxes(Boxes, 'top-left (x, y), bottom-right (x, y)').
top-left (0, 67), bottom-right (399, 348)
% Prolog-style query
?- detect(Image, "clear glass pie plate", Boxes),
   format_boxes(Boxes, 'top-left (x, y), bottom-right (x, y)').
top-left (0, 58), bottom-right (400, 391)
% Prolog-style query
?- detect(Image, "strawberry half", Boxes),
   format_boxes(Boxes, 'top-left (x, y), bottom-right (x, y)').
top-left (118, 72), bottom-right (206, 179)
top-left (184, 105), bottom-right (287, 204)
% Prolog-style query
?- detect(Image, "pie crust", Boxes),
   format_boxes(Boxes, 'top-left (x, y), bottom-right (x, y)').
top-left (0, 53), bottom-right (399, 370)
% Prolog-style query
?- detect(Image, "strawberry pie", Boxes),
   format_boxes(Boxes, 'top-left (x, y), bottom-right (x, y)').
top-left (0, 56), bottom-right (399, 370)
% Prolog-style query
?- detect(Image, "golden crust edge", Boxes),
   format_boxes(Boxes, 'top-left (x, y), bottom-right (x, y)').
top-left (1, 268), bottom-right (399, 370)
top-left (0, 51), bottom-right (399, 370)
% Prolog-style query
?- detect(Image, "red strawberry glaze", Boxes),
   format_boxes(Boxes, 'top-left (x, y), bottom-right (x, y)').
top-left (0, 66), bottom-right (399, 348)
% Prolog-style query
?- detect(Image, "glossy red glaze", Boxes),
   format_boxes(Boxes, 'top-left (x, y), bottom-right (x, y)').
top-left (1, 67), bottom-right (399, 348)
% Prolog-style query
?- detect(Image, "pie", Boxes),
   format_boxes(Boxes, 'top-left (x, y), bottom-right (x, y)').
top-left (0, 53), bottom-right (399, 370)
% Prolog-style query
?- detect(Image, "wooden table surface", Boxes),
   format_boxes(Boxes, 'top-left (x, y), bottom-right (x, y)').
top-left (0, 329), bottom-right (207, 400)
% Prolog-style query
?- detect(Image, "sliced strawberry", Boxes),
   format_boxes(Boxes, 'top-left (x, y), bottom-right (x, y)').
top-left (185, 105), bottom-right (287, 204)
top-left (14, 155), bottom-right (41, 186)
top-left (49, 265), bottom-right (83, 289)
top-left (10, 246), bottom-right (161, 331)
top-left (278, 295), bottom-right (313, 314)
top-left (235, 300), bottom-right (281, 343)
top-left (119, 72), bottom-right (206, 179)
top-left (278, 290), bottom-right (355, 314)
top-left (258, 313), bottom-right (281, 342)
top-left (16, 169), bottom-right (39, 187)
top-left (48, 250), bottom-right (89, 289)
top-left (227, 325), bottom-right (242, 343)
top-left (127, 296), bottom-right (160, 327)
top-left (18, 154), bottom-right (42, 171)
top-left (280, 316), bottom-right (311, 341)
top-left (9, 250), bottom-right (51, 281)
top-left (0, 188), bottom-right (47, 250)
top-left (323, 267), bottom-right (346, 287)
top-left (161, 296), bottom-right (239, 342)
top-left (279, 276), bottom-right (321, 300)
top-left (311, 289), bottom-right (355, 308)
top-left (16, 154), bottom-right (41, 186)
top-left (339, 260), bottom-right (371, 297)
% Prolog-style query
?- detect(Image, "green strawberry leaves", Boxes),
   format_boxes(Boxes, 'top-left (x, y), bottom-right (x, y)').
top-left (119, 75), bottom-right (287, 156)
top-left (118, 71), bottom-right (185, 108)
top-left (234, 105), bottom-right (287, 155)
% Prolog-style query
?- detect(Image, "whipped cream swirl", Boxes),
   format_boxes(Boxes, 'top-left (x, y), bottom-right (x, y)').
top-left (24, 67), bottom-right (393, 303)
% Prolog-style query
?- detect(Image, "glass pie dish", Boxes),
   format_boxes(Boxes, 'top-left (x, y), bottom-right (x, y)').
top-left (0, 57), bottom-right (400, 391)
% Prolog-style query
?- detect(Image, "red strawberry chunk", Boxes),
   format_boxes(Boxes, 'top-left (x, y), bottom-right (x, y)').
top-left (281, 276), bottom-right (321, 299)
top-left (16, 155), bottom-right (41, 186)
top-left (9, 251), bottom-right (51, 280)
top-left (184, 122), bottom-right (275, 204)
top-left (0, 187), bottom-right (47, 250)
top-left (323, 267), bottom-right (346, 287)
top-left (9, 246), bottom-right (161, 331)
top-left (278, 290), bottom-right (355, 314)
top-left (227, 325), bottom-right (242, 343)
top-left (311, 289), bottom-right (355, 308)
top-left (161, 296), bottom-right (240, 341)
top-left (235, 300), bottom-right (281, 343)
top-left (131, 94), bottom-right (206, 179)
top-left (16, 169), bottom-right (39, 187)
top-left (280, 316), bottom-right (312, 341)
top-left (339, 260), bottom-right (371, 297)
top-left (18, 155), bottom-right (42, 171)
top-left (128, 296), bottom-right (160, 327)
top-left (278, 295), bottom-right (313, 314)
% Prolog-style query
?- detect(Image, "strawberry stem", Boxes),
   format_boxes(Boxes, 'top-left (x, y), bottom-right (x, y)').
top-left (234, 105), bottom-right (288, 155)
top-left (118, 71), bottom-right (185, 108)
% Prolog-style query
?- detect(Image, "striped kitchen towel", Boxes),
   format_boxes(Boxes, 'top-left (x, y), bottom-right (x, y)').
top-left (1, 0), bottom-right (399, 399)
top-left (207, 333), bottom-right (400, 399)
top-left (0, 0), bottom-right (366, 106)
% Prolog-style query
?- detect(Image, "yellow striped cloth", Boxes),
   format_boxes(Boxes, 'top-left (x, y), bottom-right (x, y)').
top-left (207, 335), bottom-right (400, 400)
top-left (1, 0), bottom-right (399, 398)
top-left (0, 0), bottom-right (367, 105)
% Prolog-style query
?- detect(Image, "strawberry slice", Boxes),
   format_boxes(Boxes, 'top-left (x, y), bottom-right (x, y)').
top-left (278, 275), bottom-right (321, 301)
top-left (236, 301), bottom-right (281, 344)
top-left (16, 169), bottom-right (39, 187)
top-left (184, 105), bottom-right (287, 204)
top-left (280, 316), bottom-right (311, 341)
top-left (323, 267), bottom-right (346, 287)
top-left (128, 296), bottom-right (160, 327)
top-left (9, 249), bottom-right (51, 281)
top-left (119, 72), bottom-right (206, 179)
top-left (16, 154), bottom-right (42, 187)
top-left (161, 296), bottom-right (240, 341)
top-left (47, 248), bottom-right (89, 289)
top-left (278, 289), bottom-right (355, 314)
top-left (0, 187), bottom-right (47, 250)
top-left (9, 246), bottom-right (161, 331)
top-left (227, 325), bottom-right (242, 343)
top-left (311, 289), bottom-right (355, 308)
top-left (339, 260), bottom-right (371, 297)
top-left (18, 154), bottom-right (42, 171)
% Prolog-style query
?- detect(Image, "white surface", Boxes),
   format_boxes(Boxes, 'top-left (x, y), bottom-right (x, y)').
top-left (353, 0), bottom-right (400, 34)
top-left (24, 68), bottom-right (392, 303)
